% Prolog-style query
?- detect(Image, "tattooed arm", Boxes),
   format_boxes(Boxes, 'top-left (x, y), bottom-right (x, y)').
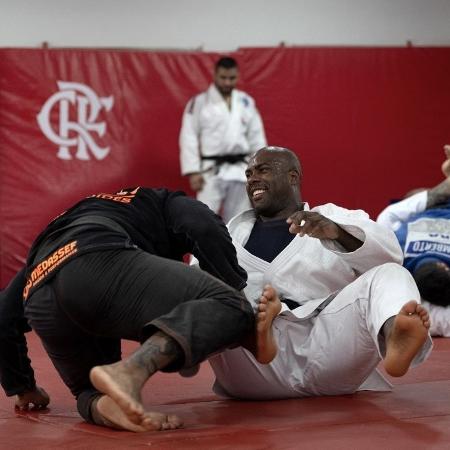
top-left (426, 177), bottom-right (450, 209)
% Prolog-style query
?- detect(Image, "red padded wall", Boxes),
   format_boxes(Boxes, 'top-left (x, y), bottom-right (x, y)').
top-left (1, 47), bottom-right (450, 286)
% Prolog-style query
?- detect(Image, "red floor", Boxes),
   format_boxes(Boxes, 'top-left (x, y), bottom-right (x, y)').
top-left (1, 333), bottom-right (450, 449)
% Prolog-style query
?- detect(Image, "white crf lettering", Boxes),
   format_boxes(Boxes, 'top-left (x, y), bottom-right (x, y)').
top-left (37, 81), bottom-right (114, 161)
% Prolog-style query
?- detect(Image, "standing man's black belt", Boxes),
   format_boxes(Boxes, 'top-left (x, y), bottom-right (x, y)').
top-left (201, 153), bottom-right (251, 165)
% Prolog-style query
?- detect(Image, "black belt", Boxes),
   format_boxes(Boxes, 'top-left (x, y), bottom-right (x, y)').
top-left (24, 216), bottom-right (131, 301)
top-left (201, 153), bottom-right (251, 165)
top-left (282, 292), bottom-right (337, 312)
top-left (281, 298), bottom-right (300, 310)
top-left (34, 215), bottom-right (129, 262)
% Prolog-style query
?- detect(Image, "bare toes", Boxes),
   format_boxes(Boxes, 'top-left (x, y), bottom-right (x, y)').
top-left (168, 414), bottom-right (183, 427)
top-left (258, 311), bottom-right (266, 320)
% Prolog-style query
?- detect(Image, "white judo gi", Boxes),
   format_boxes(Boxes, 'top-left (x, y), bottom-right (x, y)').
top-left (376, 190), bottom-right (428, 232)
top-left (209, 203), bottom-right (433, 399)
top-left (179, 84), bottom-right (266, 222)
top-left (377, 190), bottom-right (450, 337)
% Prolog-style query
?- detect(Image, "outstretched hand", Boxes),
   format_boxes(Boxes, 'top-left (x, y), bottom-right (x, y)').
top-left (286, 211), bottom-right (341, 240)
top-left (286, 210), bottom-right (363, 251)
top-left (15, 386), bottom-right (50, 411)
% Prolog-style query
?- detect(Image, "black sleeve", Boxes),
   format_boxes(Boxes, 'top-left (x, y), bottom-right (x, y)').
top-left (0, 268), bottom-right (37, 396)
top-left (164, 194), bottom-right (247, 291)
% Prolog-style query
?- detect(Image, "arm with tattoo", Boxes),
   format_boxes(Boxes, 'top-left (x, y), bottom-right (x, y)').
top-left (426, 177), bottom-right (450, 209)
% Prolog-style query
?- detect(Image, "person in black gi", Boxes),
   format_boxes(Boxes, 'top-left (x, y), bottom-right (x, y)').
top-left (1, 187), bottom-right (256, 432)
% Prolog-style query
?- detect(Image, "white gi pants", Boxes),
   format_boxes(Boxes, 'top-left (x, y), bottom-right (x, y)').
top-left (210, 263), bottom-right (433, 399)
top-left (197, 171), bottom-right (251, 224)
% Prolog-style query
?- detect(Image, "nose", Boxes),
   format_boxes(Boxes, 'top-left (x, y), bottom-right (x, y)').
top-left (246, 171), bottom-right (260, 186)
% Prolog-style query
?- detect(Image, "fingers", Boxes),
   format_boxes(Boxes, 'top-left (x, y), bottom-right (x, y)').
top-left (30, 403), bottom-right (49, 411)
top-left (16, 401), bottom-right (48, 411)
top-left (286, 211), bottom-right (315, 236)
top-left (442, 159), bottom-right (450, 178)
top-left (287, 211), bottom-right (338, 238)
top-left (15, 387), bottom-right (50, 411)
top-left (444, 144), bottom-right (450, 158)
top-left (15, 403), bottom-right (29, 411)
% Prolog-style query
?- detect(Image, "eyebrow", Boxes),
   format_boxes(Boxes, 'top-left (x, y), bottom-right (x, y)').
top-left (249, 162), bottom-right (271, 170)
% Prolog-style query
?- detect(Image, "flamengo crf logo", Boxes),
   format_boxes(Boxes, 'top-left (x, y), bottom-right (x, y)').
top-left (37, 81), bottom-right (114, 160)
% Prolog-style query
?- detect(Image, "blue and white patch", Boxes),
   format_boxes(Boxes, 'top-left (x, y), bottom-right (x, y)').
top-left (404, 218), bottom-right (450, 258)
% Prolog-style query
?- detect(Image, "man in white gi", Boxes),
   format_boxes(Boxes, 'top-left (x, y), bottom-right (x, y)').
top-left (208, 146), bottom-right (432, 400)
top-left (179, 56), bottom-right (267, 223)
top-left (377, 145), bottom-right (450, 337)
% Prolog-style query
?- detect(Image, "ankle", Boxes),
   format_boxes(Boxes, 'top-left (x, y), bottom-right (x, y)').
top-left (131, 332), bottom-right (183, 376)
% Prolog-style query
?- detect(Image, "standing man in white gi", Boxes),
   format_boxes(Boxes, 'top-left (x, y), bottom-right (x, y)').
top-left (208, 146), bottom-right (432, 400)
top-left (179, 56), bottom-right (267, 223)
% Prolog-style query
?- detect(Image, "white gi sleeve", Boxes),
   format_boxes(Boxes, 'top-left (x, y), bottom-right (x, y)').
top-left (179, 97), bottom-right (202, 175)
top-left (315, 204), bottom-right (404, 273)
top-left (376, 191), bottom-right (428, 231)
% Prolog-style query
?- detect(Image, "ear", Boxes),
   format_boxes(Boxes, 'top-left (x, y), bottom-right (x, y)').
top-left (288, 169), bottom-right (299, 186)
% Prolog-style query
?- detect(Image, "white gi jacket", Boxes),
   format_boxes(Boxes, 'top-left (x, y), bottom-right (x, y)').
top-left (179, 84), bottom-right (266, 182)
top-left (231, 203), bottom-right (403, 316)
top-left (208, 202), bottom-right (418, 399)
top-left (376, 191), bottom-right (428, 232)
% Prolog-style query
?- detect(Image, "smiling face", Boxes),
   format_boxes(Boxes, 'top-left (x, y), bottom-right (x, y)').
top-left (245, 148), bottom-right (301, 220)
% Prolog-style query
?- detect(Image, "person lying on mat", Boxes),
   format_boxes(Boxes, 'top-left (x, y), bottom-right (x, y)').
top-left (203, 147), bottom-right (432, 400)
top-left (377, 145), bottom-right (450, 336)
top-left (0, 187), bottom-right (278, 432)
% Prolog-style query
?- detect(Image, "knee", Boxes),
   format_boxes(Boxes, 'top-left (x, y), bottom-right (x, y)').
top-left (365, 263), bottom-right (418, 297)
top-left (370, 262), bottom-right (412, 281)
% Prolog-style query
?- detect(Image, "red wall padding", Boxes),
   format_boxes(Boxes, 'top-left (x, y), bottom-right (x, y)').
top-left (1, 47), bottom-right (450, 286)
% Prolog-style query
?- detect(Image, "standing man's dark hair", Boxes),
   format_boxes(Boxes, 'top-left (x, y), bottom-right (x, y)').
top-left (215, 56), bottom-right (238, 71)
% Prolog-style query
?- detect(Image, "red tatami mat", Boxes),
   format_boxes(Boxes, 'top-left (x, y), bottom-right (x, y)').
top-left (1, 334), bottom-right (450, 449)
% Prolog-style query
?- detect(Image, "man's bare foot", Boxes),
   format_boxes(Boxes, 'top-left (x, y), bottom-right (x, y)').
top-left (253, 285), bottom-right (282, 364)
top-left (383, 301), bottom-right (430, 377)
top-left (90, 362), bottom-right (146, 426)
top-left (94, 395), bottom-right (183, 432)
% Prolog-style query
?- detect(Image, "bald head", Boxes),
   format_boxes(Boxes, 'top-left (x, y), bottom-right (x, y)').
top-left (256, 146), bottom-right (301, 175)
top-left (249, 146), bottom-right (303, 183)
top-left (245, 146), bottom-right (303, 219)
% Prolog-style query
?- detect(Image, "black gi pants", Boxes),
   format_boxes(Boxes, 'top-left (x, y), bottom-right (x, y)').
top-left (24, 248), bottom-right (254, 422)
